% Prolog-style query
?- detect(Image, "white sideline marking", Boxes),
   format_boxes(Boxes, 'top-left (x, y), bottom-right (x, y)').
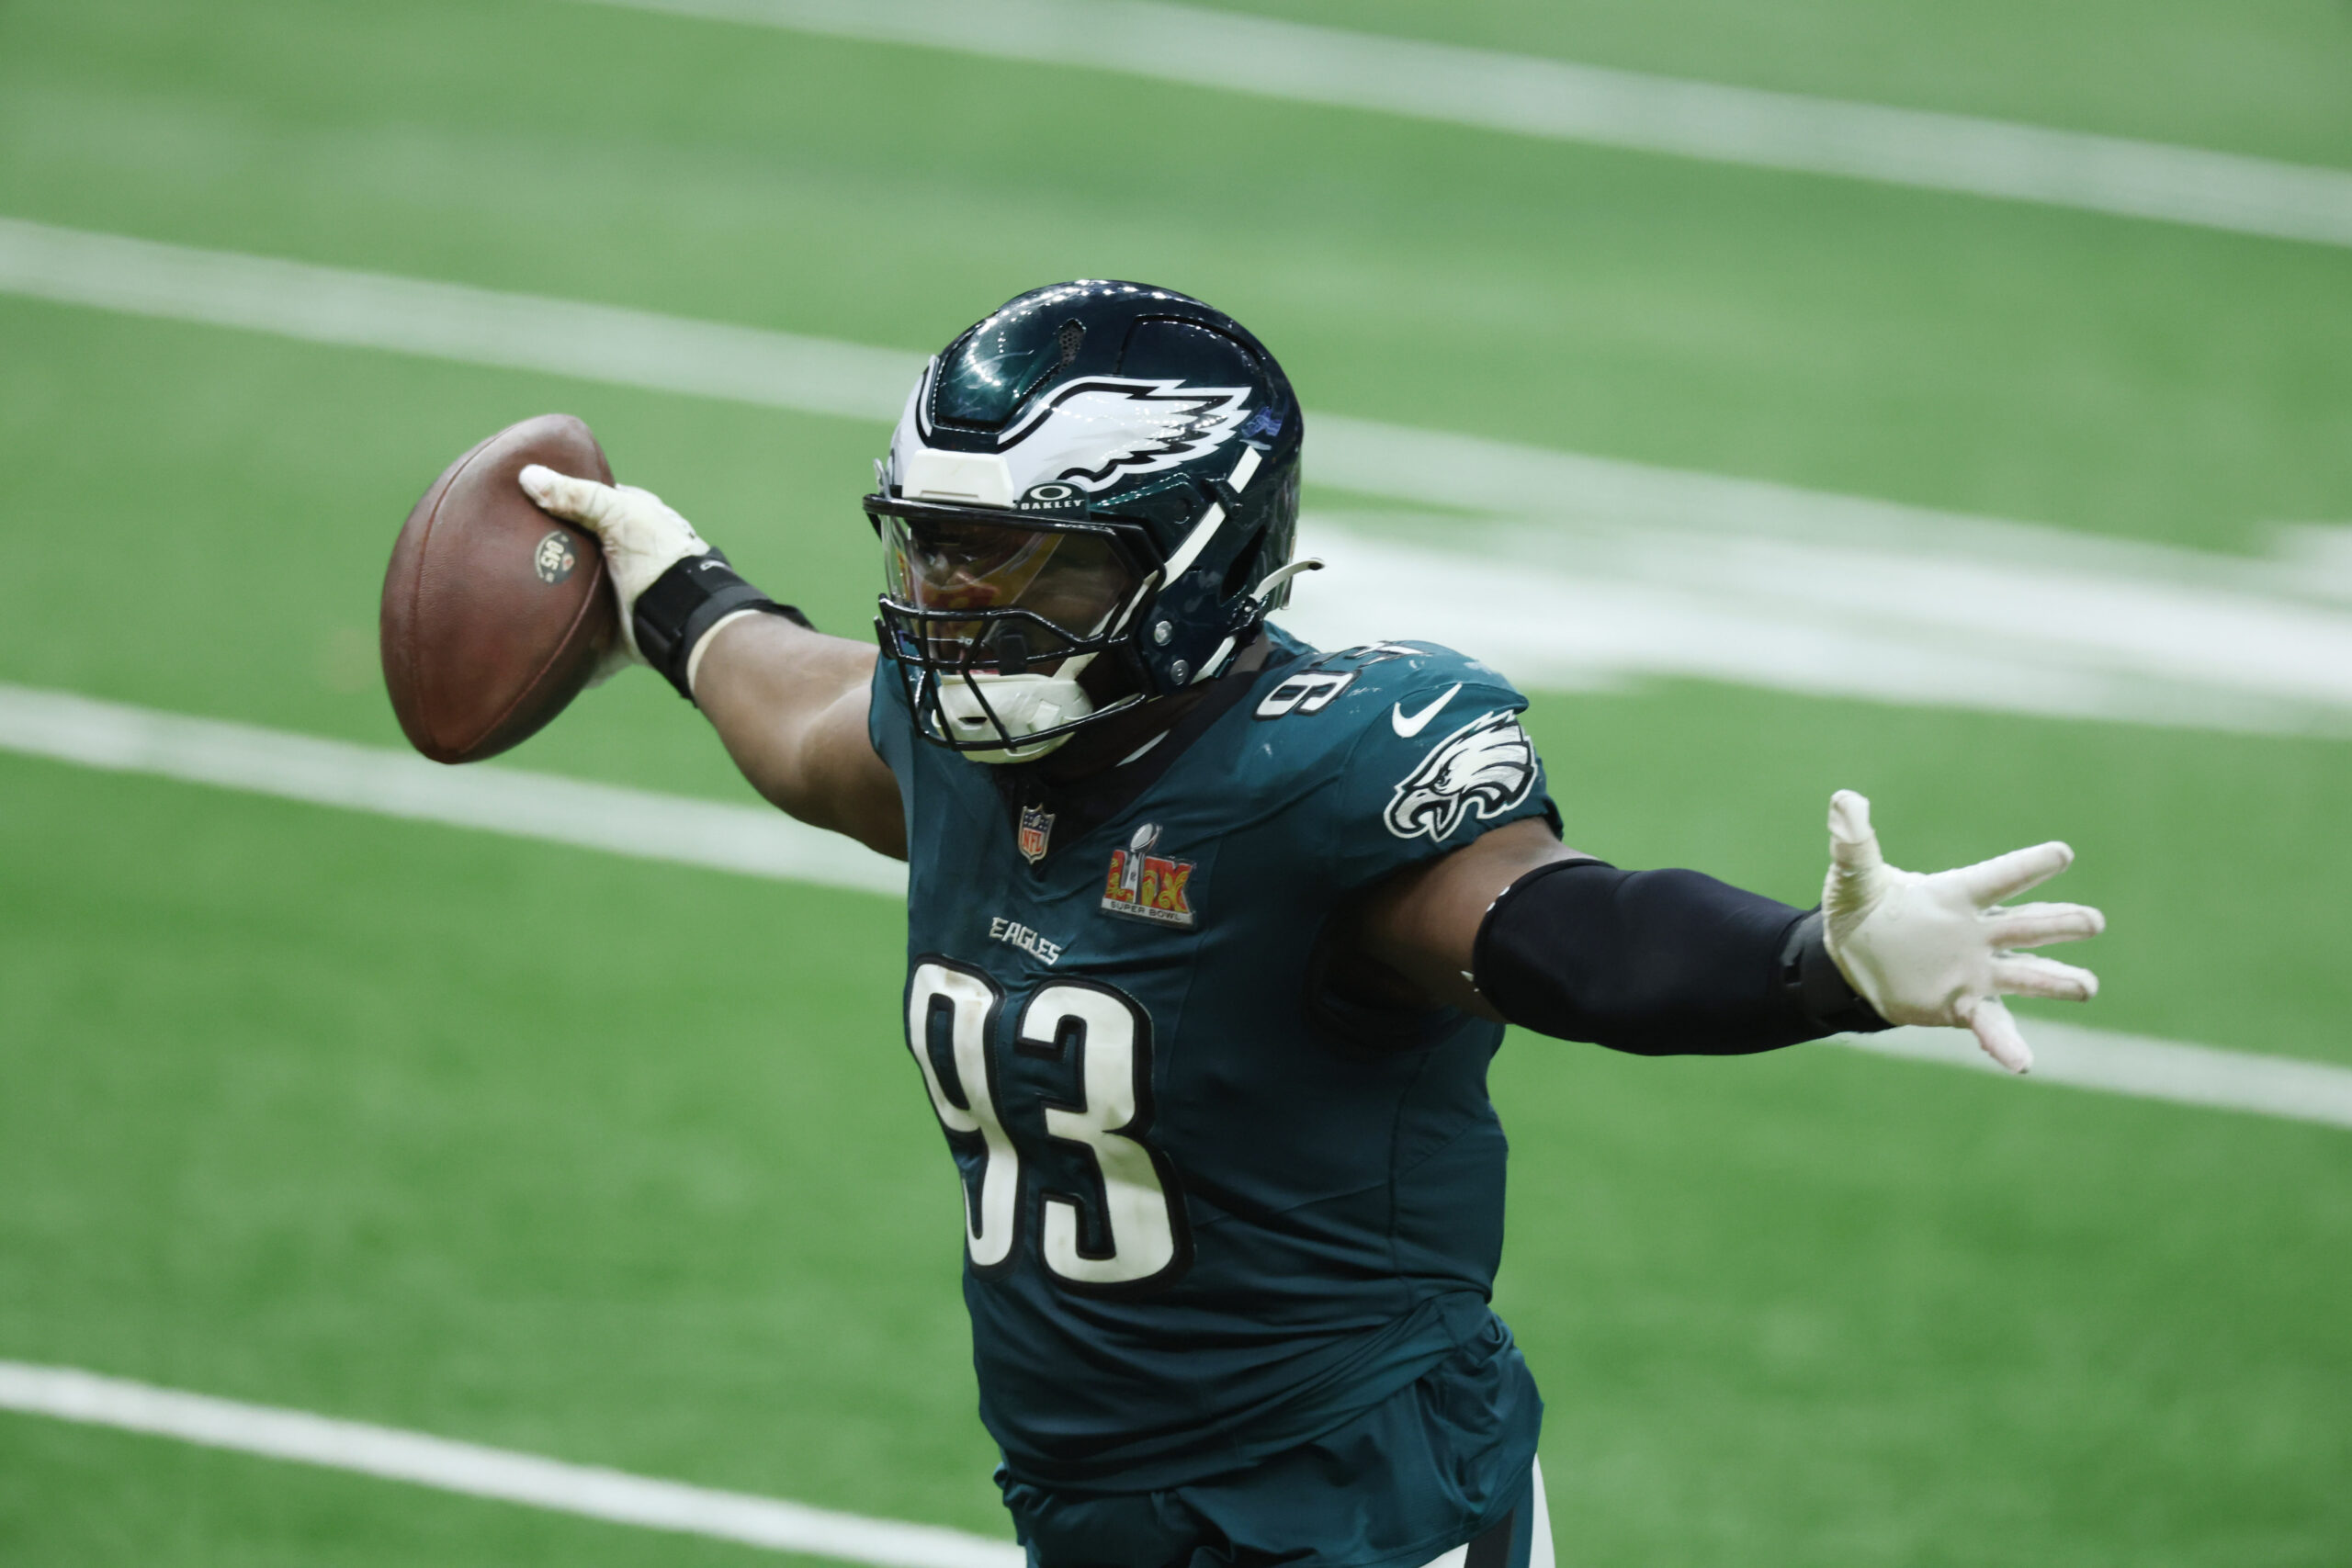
top-left (0, 218), bottom-right (922, 420)
top-left (574, 0), bottom-right (2352, 249)
top-left (6, 680), bottom-right (2352, 1134)
top-left (7, 218), bottom-right (2352, 736)
top-left (0, 683), bottom-right (907, 897)
top-left (1285, 514), bottom-right (2352, 737)
top-left (1840, 1023), bottom-right (2352, 1132)
top-left (0, 1362), bottom-right (1020, 1568)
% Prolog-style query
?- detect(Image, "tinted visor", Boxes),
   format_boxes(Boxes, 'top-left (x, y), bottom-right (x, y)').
top-left (877, 510), bottom-right (1143, 669)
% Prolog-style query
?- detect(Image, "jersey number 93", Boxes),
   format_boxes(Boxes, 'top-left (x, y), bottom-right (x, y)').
top-left (906, 960), bottom-right (1190, 1290)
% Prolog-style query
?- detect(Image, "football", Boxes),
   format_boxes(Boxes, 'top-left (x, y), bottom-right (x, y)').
top-left (380, 413), bottom-right (619, 763)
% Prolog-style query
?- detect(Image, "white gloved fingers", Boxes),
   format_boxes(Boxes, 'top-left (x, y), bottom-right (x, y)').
top-left (515, 468), bottom-right (710, 653)
top-left (519, 464), bottom-right (621, 532)
top-left (613, 482), bottom-right (696, 530)
top-left (1957, 994), bottom-right (2034, 1074)
top-left (1984, 900), bottom-right (2106, 948)
top-left (1826, 790), bottom-right (1883, 876)
top-left (1953, 840), bottom-right (2074, 907)
top-left (514, 467), bottom-right (659, 675)
top-left (1816, 793), bottom-right (2100, 1060)
top-left (1990, 952), bottom-right (2099, 1002)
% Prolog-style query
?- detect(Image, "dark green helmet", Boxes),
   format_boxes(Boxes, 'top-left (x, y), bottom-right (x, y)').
top-left (867, 281), bottom-right (1304, 761)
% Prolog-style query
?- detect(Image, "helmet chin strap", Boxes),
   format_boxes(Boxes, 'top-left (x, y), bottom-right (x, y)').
top-left (936, 653), bottom-right (1102, 763)
top-left (936, 554), bottom-right (1322, 764)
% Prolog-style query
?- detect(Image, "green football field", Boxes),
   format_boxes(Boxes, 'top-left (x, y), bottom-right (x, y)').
top-left (2, 0), bottom-right (2349, 1562)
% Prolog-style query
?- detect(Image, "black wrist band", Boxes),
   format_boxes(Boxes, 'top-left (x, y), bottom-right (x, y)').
top-left (632, 550), bottom-right (813, 703)
top-left (1776, 909), bottom-right (1890, 1036)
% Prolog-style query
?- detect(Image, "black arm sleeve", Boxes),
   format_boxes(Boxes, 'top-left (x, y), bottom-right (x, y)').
top-left (1471, 859), bottom-right (1887, 1055)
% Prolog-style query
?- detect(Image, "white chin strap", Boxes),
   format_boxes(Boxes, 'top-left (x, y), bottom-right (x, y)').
top-left (935, 659), bottom-right (1098, 763)
top-left (935, 553), bottom-right (1328, 761)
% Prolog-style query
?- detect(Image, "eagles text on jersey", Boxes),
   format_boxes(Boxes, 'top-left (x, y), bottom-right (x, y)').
top-left (868, 628), bottom-right (1555, 1496)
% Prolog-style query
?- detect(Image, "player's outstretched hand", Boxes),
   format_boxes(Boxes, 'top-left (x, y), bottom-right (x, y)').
top-left (519, 466), bottom-right (712, 673)
top-left (1821, 790), bottom-right (2104, 1074)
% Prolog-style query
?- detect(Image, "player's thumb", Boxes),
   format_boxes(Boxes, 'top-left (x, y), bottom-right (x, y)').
top-left (1826, 789), bottom-right (1883, 877)
top-left (520, 465), bottom-right (618, 532)
top-left (1822, 789), bottom-right (1885, 935)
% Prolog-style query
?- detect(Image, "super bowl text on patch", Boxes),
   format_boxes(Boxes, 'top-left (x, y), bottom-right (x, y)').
top-left (1101, 823), bottom-right (1196, 929)
top-left (989, 916), bottom-right (1064, 965)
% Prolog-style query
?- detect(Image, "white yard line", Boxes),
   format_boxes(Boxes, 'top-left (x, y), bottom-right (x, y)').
top-left (1842, 1023), bottom-right (2352, 1131)
top-left (6, 218), bottom-right (2352, 735)
top-left (1285, 515), bottom-right (2352, 737)
top-left (0, 682), bottom-right (906, 897)
top-left (5, 680), bottom-right (2350, 1133)
top-left (0, 1361), bottom-right (1019, 1568)
top-left (0, 217), bottom-right (920, 419)
top-left (572, 0), bottom-right (2352, 249)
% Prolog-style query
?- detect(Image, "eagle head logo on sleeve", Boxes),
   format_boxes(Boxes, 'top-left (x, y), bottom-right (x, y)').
top-left (1384, 710), bottom-right (1540, 840)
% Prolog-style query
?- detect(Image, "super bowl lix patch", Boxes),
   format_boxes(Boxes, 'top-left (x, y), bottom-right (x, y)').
top-left (1102, 823), bottom-right (1196, 928)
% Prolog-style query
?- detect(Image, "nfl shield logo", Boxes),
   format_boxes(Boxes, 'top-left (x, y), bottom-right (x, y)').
top-left (1018, 805), bottom-right (1054, 864)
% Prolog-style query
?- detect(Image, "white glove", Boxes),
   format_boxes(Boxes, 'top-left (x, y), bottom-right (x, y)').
top-left (519, 465), bottom-right (711, 671)
top-left (1822, 790), bottom-right (2103, 1075)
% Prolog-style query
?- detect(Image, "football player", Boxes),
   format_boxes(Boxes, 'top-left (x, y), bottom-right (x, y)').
top-left (519, 282), bottom-right (2102, 1566)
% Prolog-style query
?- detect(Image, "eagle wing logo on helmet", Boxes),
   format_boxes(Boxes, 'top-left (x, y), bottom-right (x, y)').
top-left (994, 378), bottom-right (1251, 496)
top-left (1384, 710), bottom-right (1539, 841)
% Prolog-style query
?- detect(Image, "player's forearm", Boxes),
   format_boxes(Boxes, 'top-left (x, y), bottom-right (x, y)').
top-left (693, 615), bottom-right (907, 858)
top-left (1471, 862), bottom-right (1883, 1055)
top-left (1356, 818), bottom-right (1880, 1054)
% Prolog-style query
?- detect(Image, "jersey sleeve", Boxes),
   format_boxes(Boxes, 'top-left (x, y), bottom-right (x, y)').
top-left (1317, 650), bottom-right (1556, 892)
top-left (867, 653), bottom-right (919, 786)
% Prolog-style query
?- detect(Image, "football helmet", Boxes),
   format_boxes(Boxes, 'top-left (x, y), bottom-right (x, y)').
top-left (869, 281), bottom-right (1305, 762)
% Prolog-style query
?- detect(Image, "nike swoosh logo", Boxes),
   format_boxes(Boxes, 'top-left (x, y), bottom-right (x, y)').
top-left (1391, 683), bottom-right (1463, 738)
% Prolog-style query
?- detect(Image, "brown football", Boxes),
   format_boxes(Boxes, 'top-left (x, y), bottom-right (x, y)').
top-left (380, 413), bottom-right (618, 763)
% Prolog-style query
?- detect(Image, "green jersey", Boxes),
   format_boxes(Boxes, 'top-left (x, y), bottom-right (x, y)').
top-left (869, 626), bottom-right (1556, 1495)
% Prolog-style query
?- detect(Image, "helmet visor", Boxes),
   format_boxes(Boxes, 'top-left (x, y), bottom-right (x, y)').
top-left (878, 511), bottom-right (1143, 670)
